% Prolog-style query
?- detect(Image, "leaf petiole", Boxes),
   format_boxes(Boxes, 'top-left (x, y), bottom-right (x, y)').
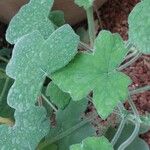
top-left (118, 95), bottom-right (140, 150)
top-left (130, 85), bottom-right (150, 95)
top-left (41, 94), bottom-right (58, 112)
top-left (86, 6), bottom-right (95, 47)
top-left (111, 103), bottom-right (127, 146)
top-left (0, 77), bottom-right (10, 102)
top-left (118, 52), bottom-right (142, 71)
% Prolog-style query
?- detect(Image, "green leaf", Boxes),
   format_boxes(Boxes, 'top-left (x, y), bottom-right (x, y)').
top-left (128, 0), bottom-right (150, 54)
top-left (70, 136), bottom-right (114, 150)
top-left (70, 144), bottom-right (81, 150)
top-left (6, 0), bottom-right (55, 44)
top-left (139, 114), bottom-right (150, 134)
top-left (106, 124), bottom-right (149, 150)
top-left (6, 25), bottom-right (79, 111)
top-left (51, 30), bottom-right (131, 119)
top-left (49, 11), bottom-right (65, 27)
top-left (0, 24), bottom-right (79, 149)
top-left (75, 0), bottom-right (94, 9)
top-left (46, 82), bottom-right (71, 109)
top-left (0, 106), bottom-right (49, 149)
top-left (40, 98), bottom-right (95, 150)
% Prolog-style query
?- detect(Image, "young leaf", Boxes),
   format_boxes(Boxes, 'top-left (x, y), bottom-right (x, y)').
top-left (40, 99), bottom-right (95, 150)
top-left (75, 0), bottom-right (94, 9)
top-left (46, 82), bottom-right (71, 109)
top-left (6, 0), bottom-right (55, 44)
top-left (51, 30), bottom-right (131, 119)
top-left (139, 114), bottom-right (150, 134)
top-left (70, 136), bottom-right (114, 150)
top-left (6, 25), bottom-right (79, 111)
top-left (49, 11), bottom-right (65, 27)
top-left (0, 106), bottom-right (49, 149)
top-left (128, 0), bottom-right (150, 54)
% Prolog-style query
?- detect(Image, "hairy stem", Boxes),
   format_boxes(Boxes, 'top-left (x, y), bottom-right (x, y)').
top-left (111, 118), bottom-right (126, 146)
top-left (118, 52), bottom-right (142, 71)
top-left (79, 42), bottom-right (93, 52)
top-left (124, 49), bottom-right (138, 60)
top-left (118, 95), bottom-right (140, 150)
top-left (86, 6), bottom-right (95, 47)
top-left (0, 77), bottom-right (10, 102)
top-left (111, 103), bottom-right (127, 146)
top-left (41, 94), bottom-right (58, 112)
top-left (130, 85), bottom-right (150, 95)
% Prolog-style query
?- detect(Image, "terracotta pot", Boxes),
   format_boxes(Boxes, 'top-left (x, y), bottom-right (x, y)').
top-left (0, 0), bottom-right (107, 25)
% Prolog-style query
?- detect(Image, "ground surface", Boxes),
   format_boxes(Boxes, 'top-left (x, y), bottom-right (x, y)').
top-left (0, 0), bottom-right (150, 146)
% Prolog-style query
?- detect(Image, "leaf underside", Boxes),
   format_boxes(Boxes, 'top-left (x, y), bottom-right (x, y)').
top-left (70, 136), bottom-right (113, 150)
top-left (51, 30), bottom-right (131, 119)
top-left (128, 0), bottom-right (150, 54)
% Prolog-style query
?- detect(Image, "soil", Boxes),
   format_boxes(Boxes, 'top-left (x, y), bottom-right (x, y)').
top-left (0, 0), bottom-right (150, 146)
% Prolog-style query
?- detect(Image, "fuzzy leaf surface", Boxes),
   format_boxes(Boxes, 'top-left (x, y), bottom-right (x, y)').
top-left (0, 106), bottom-right (49, 150)
top-left (6, 25), bottom-right (79, 111)
top-left (70, 136), bottom-right (113, 150)
top-left (75, 0), bottom-right (94, 9)
top-left (41, 99), bottom-right (95, 150)
top-left (46, 82), bottom-right (71, 109)
top-left (6, 0), bottom-right (55, 44)
top-left (128, 0), bottom-right (150, 54)
top-left (51, 30), bottom-right (131, 119)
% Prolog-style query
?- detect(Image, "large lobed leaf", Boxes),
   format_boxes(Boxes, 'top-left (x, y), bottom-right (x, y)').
top-left (51, 30), bottom-right (131, 119)
top-left (6, 25), bottom-right (79, 111)
top-left (6, 0), bottom-right (55, 44)
top-left (128, 0), bottom-right (150, 54)
top-left (70, 136), bottom-right (114, 150)
top-left (0, 23), bottom-right (79, 147)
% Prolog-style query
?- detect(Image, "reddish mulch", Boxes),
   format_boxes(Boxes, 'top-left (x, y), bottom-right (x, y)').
top-left (99, 0), bottom-right (150, 144)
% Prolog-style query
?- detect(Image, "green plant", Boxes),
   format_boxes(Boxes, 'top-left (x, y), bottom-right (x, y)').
top-left (0, 0), bottom-right (150, 149)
